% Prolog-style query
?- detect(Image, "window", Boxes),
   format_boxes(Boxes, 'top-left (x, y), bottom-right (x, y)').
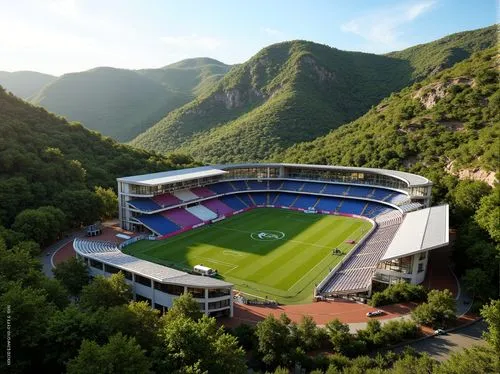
top-left (89, 259), bottom-right (102, 270)
top-left (418, 263), bottom-right (425, 273)
top-left (154, 283), bottom-right (185, 296)
top-left (208, 299), bottom-right (230, 310)
top-left (187, 287), bottom-right (204, 298)
top-left (419, 252), bottom-right (427, 261)
top-left (134, 274), bottom-right (151, 287)
top-left (208, 288), bottom-right (231, 298)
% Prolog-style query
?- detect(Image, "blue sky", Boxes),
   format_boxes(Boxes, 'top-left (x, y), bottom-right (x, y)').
top-left (0, 0), bottom-right (497, 75)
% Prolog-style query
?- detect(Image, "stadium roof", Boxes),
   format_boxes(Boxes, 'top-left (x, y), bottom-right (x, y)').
top-left (117, 166), bottom-right (227, 186)
top-left (215, 163), bottom-right (431, 187)
top-left (380, 205), bottom-right (449, 261)
top-left (73, 239), bottom-right (233, 288)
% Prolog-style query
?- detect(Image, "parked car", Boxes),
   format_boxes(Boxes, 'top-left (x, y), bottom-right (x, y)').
top-left (366, 310), bottom-right (383, 317)
top-left (434, 329), bottom-right (446, 336)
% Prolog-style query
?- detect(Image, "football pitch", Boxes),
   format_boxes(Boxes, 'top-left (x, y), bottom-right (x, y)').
top-left (124, 208), bottom-right (372, 304)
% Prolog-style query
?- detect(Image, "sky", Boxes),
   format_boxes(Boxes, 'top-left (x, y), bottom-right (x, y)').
top-left (0, 0), bottom-right (497, 76)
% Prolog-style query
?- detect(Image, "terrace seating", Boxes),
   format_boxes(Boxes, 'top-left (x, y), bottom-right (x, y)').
top-left (369, 188), bottom-right (394, 201)
top-left (247, 180), bottom-right (267, 190)
top-left (230, 181), bottom-right (248, 190)
top-left (128, 199), bottom-right (161, 212)
top-left (274, 193), bottom-right (297, 206)
top-left (153, 193), bottom-right (182, 208)
top-left (191, 187), bottom-right (216, 198)
top-left (74, 238), bottom-right (119, 254)
top-left (315, 197), bottom-right (342, 212)
top-left (268, 192), bottom-right (280, 205)
top-left (322, 184), bottom-right (348, 195)
top-left (338, 199), bottom-right (366, 215)
top-left (173, 189), bottom-right (199, 202)
top-left (237, 194), bottom-right (255, 207)
top-left (268, 180), bottom-right (283, 189)
top-left (347, 185), bottom-right (373, 198)
top-left (293, 195), bottom-right (318, 209)
top-left (399, 202), bottom-right (423, 212)
top-left (249, 192), bottom-right (267, 205)
top-left (186, 205), bottom-right (218, 221)
top-left (208, 182), bottom-right (235, 195)
top-left (220, 195), bottom-right (248, 211)
top-left (301, 182), bottom-right (325, 193)
top-left (281, 181), bottom-right (304, 191)
top-left (162, 208), bottom-right (203, 227)
top-left (136, 215), bottom-right (180, 236)
top-left (202, 199), bottom-right (234, 217)
top-left (321, 217), bottom-right (403, 294)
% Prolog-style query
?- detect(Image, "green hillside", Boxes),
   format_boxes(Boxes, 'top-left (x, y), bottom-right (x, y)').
top-left (130, 25), bottom-right (496, 163)
top-left (31, 67), bottom-right (192, 141)
top-left (137, 57), bottom-right (231, 98)
top-left (0, 70), bottom-right (56, 99)
top-left (0, 86), bottom-right (196, 228)
top-left (278, 46), bottom-right (499, 180)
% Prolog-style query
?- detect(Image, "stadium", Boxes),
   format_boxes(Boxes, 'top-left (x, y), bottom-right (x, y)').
top-left (73, 163), bottom-right (449, 318)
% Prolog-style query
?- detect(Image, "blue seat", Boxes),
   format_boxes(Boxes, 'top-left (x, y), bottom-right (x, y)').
top-left (128, 199), bottom-right (161, 211)
top-left (250, 193), bottom-right (267, 205)
top-left (230, 181), bottom-right (248, 190)
top-left (316, 197), bottom-right (342, 212)
top-left (339, 199), bottom-right (366, 215)
top-left (281, 181), bottom-right (304, 191)
top-left (293, 195), bottom-right (318, 209)
top-left (220, 195), bottom-right (247, 210)
top-left (323, 184), bottom-right (347, 195)
top-left (247, 180), bottom-right (267, 190)
top-left (209, 182), bottom-right (234, 194)
top-left (275, 193), bottom-right (298, 206)
top-left (301, 182), bottom-right (325, 193)
top-left (238, 193), bottom-right (255, 206)
top-left (137, 215), bottom-right (180, 235)
top-left (347, 186), bottom-right (373, 198)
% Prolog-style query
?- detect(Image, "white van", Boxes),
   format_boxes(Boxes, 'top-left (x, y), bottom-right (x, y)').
top-left (193, 264), bottom-right (217, 276)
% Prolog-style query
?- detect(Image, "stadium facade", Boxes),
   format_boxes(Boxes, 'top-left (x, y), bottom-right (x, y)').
top-left (75, 163), bottom-right (449, 316)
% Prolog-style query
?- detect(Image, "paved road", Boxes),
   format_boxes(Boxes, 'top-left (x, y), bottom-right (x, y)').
top-left (395, 321), bottom-right (487, 361)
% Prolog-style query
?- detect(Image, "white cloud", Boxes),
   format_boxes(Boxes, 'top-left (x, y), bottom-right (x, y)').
top-left (341, 1), bottom-right (436, 51)
top-left (261, 27), bottom-right (284, 37)
top-left (160, 34), bottom-right (223, 51)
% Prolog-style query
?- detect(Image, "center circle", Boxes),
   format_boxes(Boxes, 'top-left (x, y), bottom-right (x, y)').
top-left (250, 230), bottom-right (286, 241)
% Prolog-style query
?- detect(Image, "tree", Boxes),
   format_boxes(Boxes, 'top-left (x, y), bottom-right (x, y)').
top-left (53, 257), bottom-right (89, 297)
top-left (481, 299), bottom-right (500, 353)
top-left (475, 187), bottom-right (500, 242)
top-left (67, 333), bottom-right (151, 374)
top-left (325, 319), bottom-right (355, 355)
top-left (94, 186), bottom-right (118, 219)
top-left (103, 301), bottom-right (161, 351)
top-left (38, 277), bottom-right (70, 309)
top-left (435, 345), bottom-right (499, 373)
top-left (255, 314), bottom-right (293, 368)
top-left (452, 180), bottom-right (491, 217)
top-left (0, 283), bottom-right (56, 373)
top-left (163, 292), bottom-right (203, 322)
top-left (12, 206), bottom-right (66, 246)
top-left (462, 268), bottom-right (492, 300)
top-left (79, 273), bottom-right (132, 311)
top-left (156, 315), bottom-right (246, 373)
top-left (56, 190), bottom-right (103, 227)
top-left (297, 315), bottom-right (322, 351)
top-left (412, 289), bottom-right (456, 328)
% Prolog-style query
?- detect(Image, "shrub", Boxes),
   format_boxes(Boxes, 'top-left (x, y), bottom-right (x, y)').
top-left (369, 281), bottom-right (427, 307)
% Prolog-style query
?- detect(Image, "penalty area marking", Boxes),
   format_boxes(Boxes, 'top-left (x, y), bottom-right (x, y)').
top-left (222, 250), bottom-right (245, 257)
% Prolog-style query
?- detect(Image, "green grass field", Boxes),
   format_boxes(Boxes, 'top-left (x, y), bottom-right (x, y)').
top-left (124, 208), bottom-right (372, 304)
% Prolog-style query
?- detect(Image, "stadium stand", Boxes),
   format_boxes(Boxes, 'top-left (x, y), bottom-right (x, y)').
top-left (153, 193), bottom-right (182, 207)
top-left (321, 214), bottom-right (403, 294)
top-left (208, 182), bottom-right (234, 194)
top-left (315, 197), bottom-right (342, 212)
top-left (186, 205), bottom-right (218, 221)
top-left (202, 199), bottom-right (234, 216)
top-left (268, 192), bottom-right (280, 205)
top-left (173, 189), bottom-right (199, 202)
top-left (230, 181), bottom-right (248, 190)
top-left (128, 199), bottom-right (161, 211)
top-left (238, 194), bottom-right (255, 207)
top-left (191, 187), bottom-right (216, 198)
top-left (162, 208), bottom-right (203, 227)
top-left (338, 199), bottom-right (366, 215)
top-left (323, 184), bottom-right (348, 195)
top-left (268, 180), bottom-right (283, 189)
top-left (301, 182), bottom-right (325, 193)
top-left (347, 185), bottom-right (373, 198)
top-left (247, 180), bottom-right (267, 190)
top-left (220, 195), bottom-right (248, 211)
top-left (281, 181), bottom-right (305, 191)
top-left (399, 202), bottom-right (424, 212)
top-left (293, 195), bottom-right (319, 209)
top-left (136, 215), bottom-right (180, 236)
top-left (249, 192), bottom-right (267, 205)
top-left (275, 192), bottom-right (298, 207)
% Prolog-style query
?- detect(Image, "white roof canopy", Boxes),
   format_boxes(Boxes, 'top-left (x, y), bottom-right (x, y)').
top-left (380, 205), bottom-right (449, 261)
top-left (117, 166), bottom-right (227, 186)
